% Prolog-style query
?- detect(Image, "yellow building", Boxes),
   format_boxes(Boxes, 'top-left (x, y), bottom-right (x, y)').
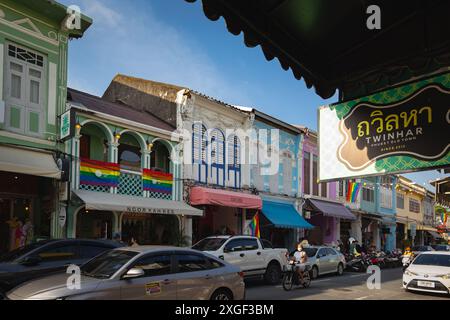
top-left (396, 176), bottom-right (437, 247)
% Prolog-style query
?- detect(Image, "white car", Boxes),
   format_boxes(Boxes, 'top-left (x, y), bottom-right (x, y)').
top-left (403, 251), bottom-right (450, 296)
top-left (193, 236), bottom-right (288, 285)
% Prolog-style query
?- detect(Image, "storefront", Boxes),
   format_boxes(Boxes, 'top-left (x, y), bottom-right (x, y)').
top-left (303, 198), bottom-right (356, 247)
top-left (0, 145), bottom-right (61, 254)
top-left (258, 198), bottom-right (313, 251)
top-left (72, 190), bottom-right (202, 245)
top-left (361, 213), bottom-right (383, 251)
top-left (189, 187), bottom-right (262, 244)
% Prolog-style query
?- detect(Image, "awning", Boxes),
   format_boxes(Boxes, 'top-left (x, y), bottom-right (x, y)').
top-left (261, 200), bottom-right (313, 230)
top-left (418, 225), bottom-right (438, 232)
top-left (73, 190), bottom-right (203, 216)
top-left (306, 199), bottom-right (356, 221)
top-left (190, 187), bottom-right (262, 209)
top-left (0, 145), bottom-right (61, 179)
top-left (427, 231), bottom-right (442, 239)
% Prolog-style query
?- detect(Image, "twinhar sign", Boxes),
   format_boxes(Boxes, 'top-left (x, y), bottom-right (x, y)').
top-left (319, 73), bottom-right (450, 181)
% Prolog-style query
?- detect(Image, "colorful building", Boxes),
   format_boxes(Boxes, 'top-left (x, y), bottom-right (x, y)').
top-left (65, 88), bottom-right (201, 245)
top-left (102, 75), bottom-right (261, 245)
top-left (0, 0), bottom-right (91, 253)
top-left (300, 129), bottom-right (356, 248)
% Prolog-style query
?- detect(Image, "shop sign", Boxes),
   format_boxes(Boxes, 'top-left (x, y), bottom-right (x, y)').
top-left (59, 109), bottom-right (75, 141)
top-left (126, 207), bottom-right (176, 215)
top-left (319, 72), bottom-right (450, 181)
top-left (59, 207), bottom-right (67, 227)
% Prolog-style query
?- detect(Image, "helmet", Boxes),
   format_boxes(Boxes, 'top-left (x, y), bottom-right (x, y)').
top-left (348, 237), bottom-right (356, 244)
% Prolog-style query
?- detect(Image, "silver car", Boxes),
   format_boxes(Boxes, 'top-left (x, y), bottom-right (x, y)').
top-left (6, 246), bottom-right (245, 300)
top-left (302, 246), bottom-right (346, 279)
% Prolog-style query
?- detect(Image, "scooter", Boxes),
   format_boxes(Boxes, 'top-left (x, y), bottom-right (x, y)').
top-left (346, 254), bottom-right (371, 272)
top-left (282, 261), bottom-right (312, 291)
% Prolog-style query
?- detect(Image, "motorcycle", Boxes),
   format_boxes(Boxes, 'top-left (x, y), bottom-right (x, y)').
top-left (345, 253), bottom-right (371, 272)
top-left (282, 261), bottom-right (312, 291)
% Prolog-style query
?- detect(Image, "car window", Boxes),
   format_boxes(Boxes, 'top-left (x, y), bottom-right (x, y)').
top-left (192, 238), bottom-right (228, 251)
top-left (412, 254), bottom-right (450, 267)
top-left (261, 239), bottom-right (273, 249)
top-left (35, 245), bottom-right (79, 262)
top-left (317, 249), bottom-right (327, 257)
top-left (208, 258), bottom-right (224, 269)
top-left (0, 240), bottom-right (56, 262)
top-left (225, 238), bottom-right (259, 252)
top-left (175, 254), bottom-right (211, 273)
top-left (326, 248), bottom-right (337, 256)
top-left (302, 248), bottom-right (318, 258)
top-left (82, 250), bottom-right (137, 279)
top-left (79, 245), bottom-right (112, 259)
top-left (132, 255), bottom-right (172, 277)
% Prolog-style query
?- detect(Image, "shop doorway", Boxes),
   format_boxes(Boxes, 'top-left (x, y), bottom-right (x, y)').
top-left (76, 211), bottom-right (113, 240)
top-left (0, 198), bottom-right (12, 254)
top-left (121, 213), bottom-right (179, 245)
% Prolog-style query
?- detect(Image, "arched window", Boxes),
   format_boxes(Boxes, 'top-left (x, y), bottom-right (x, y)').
top-left (192, 123), bottom-right (208, 183)
top-left (210, 129), bottom-right (225, 186)
top-left (227, 135), bottom-right (241, 188)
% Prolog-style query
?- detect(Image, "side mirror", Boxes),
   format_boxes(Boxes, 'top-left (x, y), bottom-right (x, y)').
top-left (223, 247), bottom-right (232, 253)
top-left (21, 256), bottom-right (42, 266)
top-left (123, 268), bottom-right (145, 279)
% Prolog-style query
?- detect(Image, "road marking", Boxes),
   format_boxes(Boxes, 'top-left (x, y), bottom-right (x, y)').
top-left (349, 274), bottom-right (368, 278)
top-left (356, 296), bottom-right (369, 300)
top-left (314, 278), bottom-right (332, 283)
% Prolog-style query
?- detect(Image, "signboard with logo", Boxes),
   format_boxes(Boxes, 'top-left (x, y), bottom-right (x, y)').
top-left (59, 109), bottom-right (75, 141)
top-left (319, 72), bottom-right (450, 181)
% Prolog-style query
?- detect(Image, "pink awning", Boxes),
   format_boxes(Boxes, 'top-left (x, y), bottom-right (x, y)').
top-left (190, 187), bottom-right (262, 209)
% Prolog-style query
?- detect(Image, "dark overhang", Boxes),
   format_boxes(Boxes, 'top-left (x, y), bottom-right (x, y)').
top-left (186, 0), bottom-right (450, 100)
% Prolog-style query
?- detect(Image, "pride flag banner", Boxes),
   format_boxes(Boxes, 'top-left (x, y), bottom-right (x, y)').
top-left (143, 169), bottom-right (173, 194)
top-left (80, 158), bottom-right (120, 187)
top-left (249, 213), bottom-right (261, 238)
top-left (346, 182), bottom-right (362, 203)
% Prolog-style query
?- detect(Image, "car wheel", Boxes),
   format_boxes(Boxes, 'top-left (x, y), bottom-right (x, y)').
top-left (210, 289), bottom-right (233, 301)
top-left (264, 262), bottom-right (282, 285)
top-left (337, 263), bottom-right (344, 276)
top-left (310, 266), bottom-right (319, 279)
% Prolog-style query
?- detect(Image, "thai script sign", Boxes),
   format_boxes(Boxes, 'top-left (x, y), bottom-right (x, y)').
top-left (319, 73), bottom-right (450, 181)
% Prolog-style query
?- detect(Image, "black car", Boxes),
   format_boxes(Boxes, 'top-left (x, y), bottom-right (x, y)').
top-left (0, 239), bottom-right (125, 297)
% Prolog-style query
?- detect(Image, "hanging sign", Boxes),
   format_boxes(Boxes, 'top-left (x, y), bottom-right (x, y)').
top-left (319, 72), bottom-right (450, 181)
top-left (59, 109), bottom-right (75, 141)
top-left (59, 207), bottom-right (67, 228)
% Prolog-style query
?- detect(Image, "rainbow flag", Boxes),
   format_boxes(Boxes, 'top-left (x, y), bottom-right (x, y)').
top-left (80, 158), bottom-right (120, 187)
top-left (143, 169), bottom-right (173, 194)
top-left (249, 213), bottom-right (261, 238)
top-left (346, 182), bottom-right (362, 203)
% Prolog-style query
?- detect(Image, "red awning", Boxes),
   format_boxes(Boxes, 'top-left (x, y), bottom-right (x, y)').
top-left (190, 187), bottom-right (262, 209)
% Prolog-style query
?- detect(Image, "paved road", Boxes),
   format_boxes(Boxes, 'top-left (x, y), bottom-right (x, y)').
top-left (246, 268), bottom-right (449, 300)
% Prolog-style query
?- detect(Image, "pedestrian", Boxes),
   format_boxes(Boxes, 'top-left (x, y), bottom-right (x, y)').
top-left (129, 237), bottom-right (139, 247)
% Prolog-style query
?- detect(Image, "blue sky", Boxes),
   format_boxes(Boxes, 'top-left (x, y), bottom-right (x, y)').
top-left (60, 0), bottom-right (448, 190)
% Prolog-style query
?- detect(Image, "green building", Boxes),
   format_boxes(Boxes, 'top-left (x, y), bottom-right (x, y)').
top-left (0, 0), bottom-right (91, 253)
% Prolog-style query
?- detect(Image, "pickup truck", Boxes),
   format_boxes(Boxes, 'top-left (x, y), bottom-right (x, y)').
top-left (192, 235), bottom-right (289, 285)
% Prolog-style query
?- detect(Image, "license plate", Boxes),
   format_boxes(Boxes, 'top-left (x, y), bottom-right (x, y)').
top-left (417, 281), bottom-right (435, 288)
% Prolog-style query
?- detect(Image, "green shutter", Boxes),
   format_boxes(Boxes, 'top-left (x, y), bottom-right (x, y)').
top-left (9, 106), bottom-right (21, 129)
top-left (29, 111), bottom-right (40, 133)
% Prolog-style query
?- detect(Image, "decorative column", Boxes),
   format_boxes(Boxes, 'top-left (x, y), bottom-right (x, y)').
top-left (109, 141), bottom-right (119, 194)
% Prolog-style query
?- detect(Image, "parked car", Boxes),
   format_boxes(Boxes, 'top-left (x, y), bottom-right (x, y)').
top-left (411, 245), bottom-right (434, 256)
top-left (0, 239), bottom-right (125, 296)
top-left (431, 245), bottom-right (450, 252)
top-left (403, 251), bottom-right (450, 296)
top-left (291, 246), bottom-right (346, 279)
top-left (192, 236), bottom-right (288, 285)
top-left (6, 246), bottom-right (245, 300)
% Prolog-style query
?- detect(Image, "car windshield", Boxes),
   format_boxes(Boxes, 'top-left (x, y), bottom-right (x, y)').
top-left (412, 254), bottom-right (450, 267)
top-left (80, 250), bottom-right (138, 279)
top-left (192, 238), bottom-right (227, 251)
top-left (0, 240), bottom-right (54, 262)
top-left (303, 248), bottom-right (318, 258)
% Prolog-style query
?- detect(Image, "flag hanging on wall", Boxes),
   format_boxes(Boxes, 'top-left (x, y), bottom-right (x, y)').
top-left (142, 169), bottom-right (173, 194)
top-left (79, 158), bottom-right (120, 187)
top-left (249, 213), bottom-right (261, 238)
top-left (346, 181), bottom-right (362, 203)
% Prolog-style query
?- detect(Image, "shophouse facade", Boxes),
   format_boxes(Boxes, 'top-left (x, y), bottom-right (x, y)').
top-left (65, 88), bottom-right (201, 245)
top-left (102, 75), bottom-right (261, 245)
top-left (0, 0), bottom-right (91, 254)
top-left (301, 130), bottom-right (356, 248)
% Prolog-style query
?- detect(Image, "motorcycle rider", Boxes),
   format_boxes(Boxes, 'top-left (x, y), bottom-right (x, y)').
top-left (402, 246), bottom-right (414, 270)
top-left (293, 241), bottom-right (308, 283)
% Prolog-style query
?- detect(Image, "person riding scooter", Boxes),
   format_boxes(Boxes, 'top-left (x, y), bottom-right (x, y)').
top-left (402, 246), bottom-right (414, 271)
top-left (293, 241), bottom-right (309, 284)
